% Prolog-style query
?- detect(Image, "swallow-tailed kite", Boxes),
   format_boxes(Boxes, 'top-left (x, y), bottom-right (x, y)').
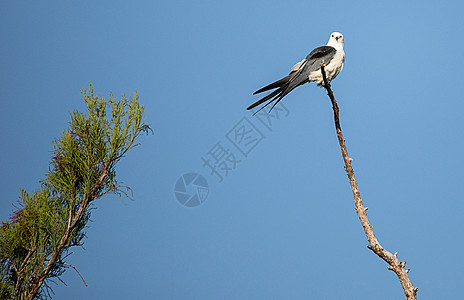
top-left (247, 32), bottom-right (345, 113)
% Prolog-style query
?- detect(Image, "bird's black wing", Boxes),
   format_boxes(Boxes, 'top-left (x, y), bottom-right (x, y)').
top-left (247, 46), bottom-right (337, 113)
top-left (305, 45), bottom-right (336, 60)
top-left (287, 46), bottom-right (336, 88)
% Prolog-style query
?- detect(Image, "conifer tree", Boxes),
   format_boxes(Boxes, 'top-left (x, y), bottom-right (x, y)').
top-left (0, 85), bottom-right (151, 299)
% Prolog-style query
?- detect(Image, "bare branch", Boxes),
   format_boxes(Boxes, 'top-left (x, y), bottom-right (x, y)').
top-left (319, 64), bottom-right (418, 300)
top-left (64, 263), bottom-right (88, 287)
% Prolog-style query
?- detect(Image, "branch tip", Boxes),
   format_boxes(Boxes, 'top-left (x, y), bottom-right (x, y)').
top-left (64, 263), bottom-right (88, 287)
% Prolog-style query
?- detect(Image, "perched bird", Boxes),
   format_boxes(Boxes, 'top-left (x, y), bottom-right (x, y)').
top-left (247, 32), bottom-right (345, 113)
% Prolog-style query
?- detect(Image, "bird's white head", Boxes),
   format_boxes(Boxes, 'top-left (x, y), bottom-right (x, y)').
top-left (327, 32), bottom-right (344, 49)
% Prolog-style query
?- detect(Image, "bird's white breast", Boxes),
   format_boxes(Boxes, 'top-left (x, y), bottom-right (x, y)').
top-left (326, 48), bottom-right (345, 79)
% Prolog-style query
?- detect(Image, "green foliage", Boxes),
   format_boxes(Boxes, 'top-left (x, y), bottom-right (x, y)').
top-left (0, 84), bottom-right (151, 299)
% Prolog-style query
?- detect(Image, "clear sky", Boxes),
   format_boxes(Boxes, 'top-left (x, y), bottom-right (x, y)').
top-left (1, 1), bottom-right (463, 299)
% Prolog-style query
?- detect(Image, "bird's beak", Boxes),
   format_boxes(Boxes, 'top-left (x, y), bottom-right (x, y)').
top-left (335, 37), bottom-right (339, 41)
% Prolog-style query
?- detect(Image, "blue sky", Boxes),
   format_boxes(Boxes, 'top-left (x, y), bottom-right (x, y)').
top-left (1, 1), bottom-right (463, 299)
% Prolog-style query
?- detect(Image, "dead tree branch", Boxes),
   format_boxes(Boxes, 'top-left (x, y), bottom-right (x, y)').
top-left (64, 263), bottom-right (88, 287)
top-left (320, 64), bottom-right (418, 300)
